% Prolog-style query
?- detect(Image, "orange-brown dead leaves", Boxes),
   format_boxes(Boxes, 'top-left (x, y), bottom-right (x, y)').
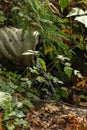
top-left (26, 102), bottom-right (87, 130)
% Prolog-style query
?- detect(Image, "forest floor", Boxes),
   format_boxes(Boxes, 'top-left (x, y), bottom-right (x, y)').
top-left (26, 100), bottom-right (87, 130)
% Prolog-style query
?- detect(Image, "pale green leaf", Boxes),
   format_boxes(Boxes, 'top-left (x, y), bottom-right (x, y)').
top-left (26, 92), bottom-right (39, 100)
top-left (67, 8), bottom-right (85, 17)
top-left (74, 70), bottom-right (82, 78)
top-left (22, 50), bottom-right (39, 56)
top-left (64, 66), bottom-right (73, 78)
top-left (36, 76), bottom-right (46, 83)
top-left (57, 55), bottom-right (70, 61)
top-left (20, 78), bottom-right (29, 81)
top-left (14, 118), bottom-right (29, 127)
top-left (23, 99), bottom-right (34, 107)
top-left (16, 102), bottom-right (23, 108)
top-left (16, 110), bottom-right (25, 118)
top-left (6, 124), bottom-right (15, 130)
top-left (11, 6), bottom-right (21, 11)
top-left (75, 15), bottom-right (87, 28)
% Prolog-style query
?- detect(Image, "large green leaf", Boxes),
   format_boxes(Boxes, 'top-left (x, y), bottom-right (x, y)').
top-left (64, 66), bottom-right (73, 78)
top-left (59, 0), bottom-right (71, 11)
top-left (37, 58), bottom-right (47, 71)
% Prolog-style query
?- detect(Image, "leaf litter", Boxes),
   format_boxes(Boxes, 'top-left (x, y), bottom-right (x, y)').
top-left (25, 101), bottom-right (87, 130)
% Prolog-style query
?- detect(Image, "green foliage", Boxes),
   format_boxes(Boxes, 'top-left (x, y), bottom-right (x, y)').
top-left (67, 7), bottom-right (87, 28)
top-left (28, 57), bottom-right (65, 100)
top-left (36, 58), bottom-right (47, 72)
top-left (0, 91), bottom-right (29, 130)
top-left (0, 11), bottom-right (7, 25)
top-left (64, 66), bottom-right (73, 78)
top-left (0, 68), bottom-right (38, 129)
top-left (82, 0), bottom-right (87, 4)
top-left (6, 0), bottom-right (69, 54)
top-left (0, 0), bottom-right (87, 129)
top-left (1, 0), bottom-right (75, 81)
top-left (0, 0), bottom-right (85, 94)
top-left (59, 0), bottom-right (71, 11)
top-left (66, 6), bottom-right (87, 75)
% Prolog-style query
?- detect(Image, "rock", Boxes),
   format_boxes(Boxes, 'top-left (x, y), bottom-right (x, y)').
top-left (0, 27), bottom-right (39, 66)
